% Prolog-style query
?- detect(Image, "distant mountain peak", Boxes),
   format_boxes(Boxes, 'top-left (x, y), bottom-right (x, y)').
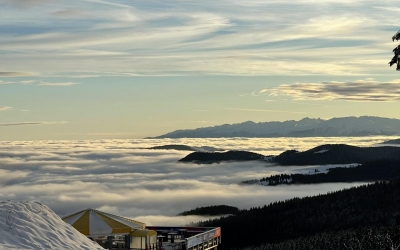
top-left (149, 116), bottom-right (400, 139)
top-left (299, 117), bottom-right (314, 121)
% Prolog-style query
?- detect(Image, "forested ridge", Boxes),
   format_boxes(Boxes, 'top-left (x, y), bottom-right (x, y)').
top-left (149, 145), bottom-right (195, 151)
top-left (179, 150), bottom-right (266, 163)
top-left (250, 160), bottom-right (400, 185)
top-left (178, 144), bottom-right (400, 165)
top-left (199, 179), bottom-right (400, 250)
top-left (241, 226), bottom-right (400, 250)
top-left (381, 138), bottom-right (400, 144)
top-left (178, 205), bottom-right (239, 216)
top-left (274, 144), bottom-right (400, 165)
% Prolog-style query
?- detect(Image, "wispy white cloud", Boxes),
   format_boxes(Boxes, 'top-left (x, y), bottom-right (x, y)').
top-left (0, 0), bottom-right (397, 76)
top-left (20, 80), bottom-right (37, 84)
top-left (0, 106), bottom-right (12, 111)
top-left (0, 79), bottom-right (79, 86)
top-left (264, 100), bottom-right (324, 107)
top-left (0, 0), bottom-right (54, 8)
top-left (175, 120), bottom-right (217, 124)
top-left (0, 80), bottom-right (37, 85)
top-left (50, 8), bottom-right (82, 18)
top-left (82, 0), bottom-right (133, 9)
top-left (0, 121), bottom-right (67, 126)
top-left (0, 72), bottom-right (37, 77)
top-left (38, 82), bottom-right (79, 86)
top-left (221, 108), bottom-right (309, 114)
top-left (63, 132), bottom-right (141, 136)
top-left (268, 79), bottom-right (400, 101)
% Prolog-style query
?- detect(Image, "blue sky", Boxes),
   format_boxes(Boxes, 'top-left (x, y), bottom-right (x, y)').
top-left (1, 0), bottom-right (400, 140)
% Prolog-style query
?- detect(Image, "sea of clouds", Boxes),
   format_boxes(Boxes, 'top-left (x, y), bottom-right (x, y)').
top-left (0, 136), bottom-right (395, 226)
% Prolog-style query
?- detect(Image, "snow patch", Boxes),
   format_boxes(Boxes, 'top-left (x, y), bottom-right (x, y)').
top-left (258, 180), bottom-right (270, 186)
top-left (0, 201), bottom-right (104, 250)
top-left (263, 156), bottom-right (274, 162)
top-left (314, 150), bottom-right (329, 154)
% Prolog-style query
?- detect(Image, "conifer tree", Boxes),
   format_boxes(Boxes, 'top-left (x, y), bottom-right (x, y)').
top-left (389, 31), bottom-right (400, 70)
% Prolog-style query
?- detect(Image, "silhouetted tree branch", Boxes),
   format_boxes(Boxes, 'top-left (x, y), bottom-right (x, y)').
top-left (389, 31), bottom-right (400, 70)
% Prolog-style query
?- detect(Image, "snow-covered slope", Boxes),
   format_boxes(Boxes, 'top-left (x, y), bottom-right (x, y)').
top-left (152, 116), bottom-right (400, 138)
top-left (0, 201), bottom-right (104, 250)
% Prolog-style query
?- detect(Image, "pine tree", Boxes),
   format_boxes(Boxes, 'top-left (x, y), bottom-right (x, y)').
top-left (389, 31), bottom-right (400, 70)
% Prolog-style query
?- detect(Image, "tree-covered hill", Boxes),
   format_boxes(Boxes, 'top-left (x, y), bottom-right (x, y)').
top-left (242, 226), bottom-right (400, 250)
top-left (148, 144), bottom-right (224, 152)
top-left (178, 205), bottom-right (239, 216)
top-left (199, 179), bottom-right (400, 250)
top-left (381, 138), bottom-right (400, 145)
top-left (149, 144), bottom-right (195, 151)
top-left (178, 144), bottom-right (400, 165)
top-left (247, 160), bottom-right (400, 185)
top-left (274, 144), bottom-right (400, 165)
top-left (179, 150), bottom-right (267, 163)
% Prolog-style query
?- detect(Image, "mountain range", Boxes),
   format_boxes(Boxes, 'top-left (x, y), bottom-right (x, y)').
top-left (150, 116), bottom-right (400, 138)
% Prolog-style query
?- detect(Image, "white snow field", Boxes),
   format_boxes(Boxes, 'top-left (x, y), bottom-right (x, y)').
top-left (0, 200), bottom-right (104, 250)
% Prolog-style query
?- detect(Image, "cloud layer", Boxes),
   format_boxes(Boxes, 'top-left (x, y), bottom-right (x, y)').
top-left (0, 137), bottom-right (393, 225)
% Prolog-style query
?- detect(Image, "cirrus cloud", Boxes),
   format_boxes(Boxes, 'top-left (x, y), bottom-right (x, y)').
top-left (0, 121), bottom-right (68, 126)
top-left (0, 106), bottom-right (12, 111)
top-left (267, 79), bottom-right (400, 102)
top-left (50, 8), bottom-right (82, 18)
top-left (0, 0), bottom-right (54, 8)
top-left (0, 72), bottom-right (37, 77)
top-left (38, 82), bottom-right (79, 86)
top-left (0, 0), bottom-right (396, 76)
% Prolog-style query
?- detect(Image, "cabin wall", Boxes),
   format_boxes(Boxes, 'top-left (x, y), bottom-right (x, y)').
top-left (130, 235), bottom-right (157, 249)
top-left (130, 237), bottom-right (143, 249)
top-left (149, 235), bottom-right (157, 244)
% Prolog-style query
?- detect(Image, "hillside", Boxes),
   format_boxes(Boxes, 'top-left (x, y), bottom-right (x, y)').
top-left (381, 138), bottom-right (400, 145)
top-left (179, 150), bottom-right (267, 163)
top-left (148, 144), bottom-right (223, 152)
top-left (149, 144), bottom-right (195, 151)
top-left (246, 160), bottom-right (400, 185)
top-left (0, 201), bottom-right (103, 250)
top-left (199, 180), bottom-right (400, 250)
top-left (178, 205), bottom-right (239, 216)
top-left (241, 226), bottom-right (400, 250)
top-left (150, 116), bottom-right (400, 138)
top-left (178, 144), bottom-right (400, 165)
top-left (274, 144), bottom-right (400, 165)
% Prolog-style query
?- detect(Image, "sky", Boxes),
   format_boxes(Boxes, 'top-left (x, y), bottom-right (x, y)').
top-left (0, 137), bottom-right (384, 223)
top-left (1, 0), bottom-right (400, 140)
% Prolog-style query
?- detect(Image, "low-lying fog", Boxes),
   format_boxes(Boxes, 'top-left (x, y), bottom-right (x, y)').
top-left (0, 137), bottom-right (394, 226)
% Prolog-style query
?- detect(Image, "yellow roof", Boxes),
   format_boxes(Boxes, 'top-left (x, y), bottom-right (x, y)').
top-left (131, 229), bottom-right (157, 237)
top-left (62, 208), bottom-right (146, 236)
